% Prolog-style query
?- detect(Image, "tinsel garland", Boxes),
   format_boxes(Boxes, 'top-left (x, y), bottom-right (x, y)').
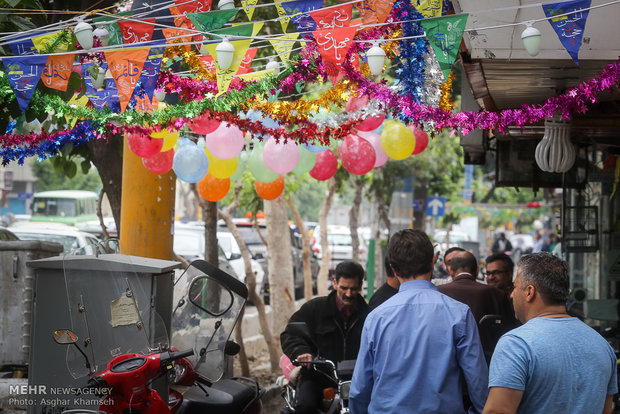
top-left (439, 71), bottom-right (455, 111)
top-left (163, 43), bottom-right (215, 81)
top-left (392, 1), bottom-right (427, 101)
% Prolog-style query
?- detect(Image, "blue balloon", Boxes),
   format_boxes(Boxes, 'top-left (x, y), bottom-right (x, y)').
top-left (245, 109), bottom-right (281, 139)
top-left (303, 142), bottom-right (329, 153)
top-left (173, 141), bottom-right (208, 183)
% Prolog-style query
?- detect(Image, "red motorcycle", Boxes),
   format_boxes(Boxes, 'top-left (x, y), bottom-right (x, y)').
top-left (54, 256), bottom-right (262, 414)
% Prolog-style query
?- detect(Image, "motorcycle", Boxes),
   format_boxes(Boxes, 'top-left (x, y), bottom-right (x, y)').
top-left (278, 322), bottom-right (355, 414)
top-left (53, 252), bottom-right (262, 414)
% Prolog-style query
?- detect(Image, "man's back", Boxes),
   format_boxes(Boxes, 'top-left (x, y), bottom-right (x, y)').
top-left (489, 317), bottom-right (617, 414)
top-left (349, 280), bottom-right (488, 413)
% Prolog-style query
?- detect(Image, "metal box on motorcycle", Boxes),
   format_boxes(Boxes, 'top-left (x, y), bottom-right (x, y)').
top-left (23, 254), bottom-right (181, 414)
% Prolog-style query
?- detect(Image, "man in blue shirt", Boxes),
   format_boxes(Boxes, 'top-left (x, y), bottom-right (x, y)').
top-left (483, 253), bottom-right (617, 414)
top-left (349, 229), bottom-right (489, 414)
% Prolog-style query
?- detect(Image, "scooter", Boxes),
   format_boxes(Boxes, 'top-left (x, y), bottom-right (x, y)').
top-left (54, 255), bottom-right (262, 414)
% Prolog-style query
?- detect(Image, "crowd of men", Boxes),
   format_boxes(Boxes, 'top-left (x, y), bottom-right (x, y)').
top-left (280, 229), bottom-right (617, 414)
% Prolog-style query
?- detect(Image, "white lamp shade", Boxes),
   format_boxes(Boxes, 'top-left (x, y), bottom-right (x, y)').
top-left (521, 25), bottom-right (541, 57)
top-left (266, 60), bottom-right (280, 75)
top-left (93, 26), bottom-right (110, 47)
top-left (367, 44), bottom-right (386, 76)
top-left (216, 39), bottom-right (235, 71)
top-left (91, 67), bottom-right (106, 89)
top-left (219, 0), bottom-right (235, 9)
top-left (74, 21), bottom-right (94, 50)
top-left (154, 90), bottom-right (166, 101)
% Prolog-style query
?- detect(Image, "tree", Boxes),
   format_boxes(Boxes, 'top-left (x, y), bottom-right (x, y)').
top-left (30, 158), bottom-right (102, 191)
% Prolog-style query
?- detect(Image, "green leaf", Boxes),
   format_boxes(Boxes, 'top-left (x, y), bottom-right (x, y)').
top-left (64, 161), bottom-right (77, 178)
top-left (9, 16), bottom-right (36, 31)
top-left (4, 0), bottom-right (22, 8)
top-left (80, 160), bottom-right (90, 175)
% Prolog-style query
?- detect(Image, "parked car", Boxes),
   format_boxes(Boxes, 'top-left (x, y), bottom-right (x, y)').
top-left (0, 226), bottom-right (19, 241)
top-left (10, 222), bottom-right (104, 255)
top-left (508, 233), bottom-right (534, 263)
top-left (311, 225), bottom-right (368, 274)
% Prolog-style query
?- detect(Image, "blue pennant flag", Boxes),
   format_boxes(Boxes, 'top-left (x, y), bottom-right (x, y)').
top-left (282, 0), bottom-right (323, 39)
top-left (86, 89), bottom-right (115, 111)
top-left (136, 46), bottom-right (165, 101)
top-left (542, 0), bottom-right (591, 64)
top-left (7, 33), bottom-right (43, 56)
top-left (4, 55), bottom-right (48, 112)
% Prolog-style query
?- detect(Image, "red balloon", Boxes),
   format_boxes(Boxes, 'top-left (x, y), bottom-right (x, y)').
top-left (142, 149), bottom-right (174, 174)
top-left (408, 125), bottom-right (429, 155)
top-left (255, 176), bottom-right (285, 200)
top-left (198, 173), bottom-right (230, 202)
top-left (345, 94), bottom-right (369, 112)
top-left (188, 113), bottom-right (220, 135)
top-left (346, 94), bottom-right (385, 132)
top-left (339, 134), bottom-right (376, 175)
top-left (127, 132), bottom-right (163, 158)
top-left (309, 149), bottom-right (338, 181)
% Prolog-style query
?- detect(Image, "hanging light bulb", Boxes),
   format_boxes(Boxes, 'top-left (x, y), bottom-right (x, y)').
top-left (93, 25), bottom-right (110, 47)
top-left (366, 40), bottom-right (386, 77)
top-left (535, 116), bottom-right (575, 173)
top-left (266, 58), bottom-right (280, 75)
top-left (91, 66), bottom-right (106, 89)
top-left (74, 20), bottom-right (94, 50)
top-left (218, 0), bottom-right (235, 10)
top-left (521, 22), bottom-right (542, 57)
top-left (216, 37), bottom-right (235, 71)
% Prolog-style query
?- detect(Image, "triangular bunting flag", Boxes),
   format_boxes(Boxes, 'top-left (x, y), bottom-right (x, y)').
top-left (105, 47), bottom-right (150, 111)
top-left (200, 56), bottom-right (217, 73)
top-left (212, 22), bottom-right (255, 38)
top-left (269, 33), bottom-right (300, 61)
top-left (137, 46), bottom-right (165, 100)
top-left (542, 0), bottom-right (591, 64)
top-left (413, 0), bottom-right (443, 18)
top-left (4, 55), bottom-right (48, 113)
top-left (162, 27), bottom-right (194, 52)
top-left (8, 33), bottom-right (40, 56)
top-left (86, 89), bottom-right (115, 111)
top-left (421, 14), bottom-right (468, 80)
top-left (65, 94), bottom-right (89, 128)
top-left (93, 15), bottom-right (128, 46)
top-left (173, 0), bottom-right (212, 14)
top-left (310, 4), bottom-right (353, 29)
top-left (41, 54), bottom-right (75, 91)
top-left (356, 0), bottom-right (396, 25)
top-left (237, 48), bottom-right (258, 75)
top-left (274, 0), bottom-right (291, 32)
top-left (238, 69), bottom-right (275, 82)
top-left (283, 0), bottom-right (324, 39)
top-left (312, 26), bottom-right (357, 85)
top-left (231, 22), bottom-right (264, 37)
top-left (203, 39), bottom-right (253, 96)
top-left (241, 0), bottom-right (259, 20)
top-left (117, 19), bottom-right (156, 44)
top-left (187, 10), bottom-right (238, 32)
top-left (32, 31), bottom-right (72, 53)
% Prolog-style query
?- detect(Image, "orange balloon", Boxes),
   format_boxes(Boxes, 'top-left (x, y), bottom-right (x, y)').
top-left (197, 173), bottom-right (230, 202)
top-left (255, 176), bottom-right (284, 200)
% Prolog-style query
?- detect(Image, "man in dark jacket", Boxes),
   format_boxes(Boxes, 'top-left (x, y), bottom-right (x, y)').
top-left (281, 260), bottom-right (369, 414)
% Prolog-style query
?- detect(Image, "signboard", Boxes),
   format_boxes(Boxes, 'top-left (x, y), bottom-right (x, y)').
top-left (413, 199), bottom-right (425, 212)
top-left (426, 196), bottom-right (446, 217)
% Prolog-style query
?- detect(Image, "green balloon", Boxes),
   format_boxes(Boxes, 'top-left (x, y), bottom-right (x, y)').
top-left (230, 153), bottom-right (247, 182)
top-left (291, 146), bottom-right (317, 175)
top-left (248, 142), bottom-right (279, 183)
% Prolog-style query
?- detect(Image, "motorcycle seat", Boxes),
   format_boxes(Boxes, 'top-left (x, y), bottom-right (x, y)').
top-left (179, 379), bottom-right (257, 414)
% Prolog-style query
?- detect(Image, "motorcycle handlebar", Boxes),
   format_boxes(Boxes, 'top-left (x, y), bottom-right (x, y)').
top-left (168, 349), bottom-right (195, 361)
top-left (292, 358), bottom-right (336, 370)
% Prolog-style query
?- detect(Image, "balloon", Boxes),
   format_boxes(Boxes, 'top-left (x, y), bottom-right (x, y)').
top-left (173, 140), bottom-right (209, 183)
top-left (206, 148), bottom-right (238, 179)
top-left (229, 152), bottom-right (247, 182)
top-left (380, 120), bottom-right (415, 160)
top-left (345, 94), bottom-right (385, 132)
top-left (150, 130), bottom-right (179, 152)
top-left (303, 142), bottom-right (329, 153)
top-left (338, 134), bottom-right (376, 175)
top-left (246, 109), bottom-right (281, 139)
top-left (408, 125), bottom-right (429, 155)
top-left (248, 141), bottom-right (280, 183)
top-left (142, 149), bottom-right (174, 174)
top-left (126, 132), bottom-right (163, 158)
top-left (309, 149), bottom-right (338, 181)
top-left (187, 113), bottom-right (220, 134)
top-left (291, 146), bottom-right (317, 175)
top-left (255, 176), bottom-right (285, 200)
top-left (357, 131), bottom-right (388, 167)
top-left (150, 129), bottom-right (169, 139)
top-left (263, 137), bottom-right (300, 174)
top-left (205, 122), bottom-right (244, 159)
top-left (197, 173), bottom-right (230, 202)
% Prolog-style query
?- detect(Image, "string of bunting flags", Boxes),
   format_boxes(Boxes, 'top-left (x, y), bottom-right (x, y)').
top-left (0, 0), bottom-right (618, 201)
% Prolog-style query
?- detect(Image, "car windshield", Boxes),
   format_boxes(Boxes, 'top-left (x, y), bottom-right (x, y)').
top-left (327, 233), bottom-right (352, 246)
top-left (234, 226), bottom-right (265, 245)
top-left (14, 232), bottom-right (79, 254)
top-left (174, 232), bottom-right (202, 251)
top-left (218, 235), bottom-right (232, 254)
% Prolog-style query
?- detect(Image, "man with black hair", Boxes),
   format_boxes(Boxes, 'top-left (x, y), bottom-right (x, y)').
top-left (484, 253), bottom-right (515, 295)
top-left (368, 256), bottom-right (400, 310)
top-left (281, 260), bottom-right (369, 414)
top-left (350, 229), bottom-right (488, 414)
top-left (484, 253), bottom-right (617, 414)
top-left (443, 246), bottom-right (466, 277)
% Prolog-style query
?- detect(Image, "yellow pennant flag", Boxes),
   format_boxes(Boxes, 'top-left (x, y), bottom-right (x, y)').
top-left (269, 33), bottom-right (300, 62)
top-left (240, 0), bottom-right (260, 21)
top-left (238, 68), bottom-right (275, 82)
top-left (32, 31), bottom-right (71, 53)
top-left (274, 0), bottom-right (290, 32)
top-left (231, 22), bottom-right (264, 37)
top-left (204, 39), bottom-right (253, 96)
top-left (65, 94), bottom-right (89, 128)
top-left (412, 0), bottom-right (443, 18)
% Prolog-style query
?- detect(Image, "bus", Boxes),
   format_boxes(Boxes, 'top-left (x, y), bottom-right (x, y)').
top-left (30, 190), bottom-right (99, 225)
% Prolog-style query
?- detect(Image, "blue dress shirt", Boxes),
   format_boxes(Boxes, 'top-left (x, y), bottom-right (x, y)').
top-left (349, 280), bottom-right (489, 414)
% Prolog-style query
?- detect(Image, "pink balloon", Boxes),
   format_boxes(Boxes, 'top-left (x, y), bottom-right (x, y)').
top-left (205, 122), bottom-right (245, 159)
top-left (188, 113), bottom-right (220, 134)
top-left (408, 125), bottom-right (429, 155)
top-left (345, 93), bottom-right (385, 132)
top-left (127, 132), bottom-right (163, 158)
top-left (309, 149), bottom-right (338, 181)
top-left (142, 149), bottom-right (174, 174)
top-left (357, 131), bottom-right (388, 167)
top-left (339, 134), bottom-right (376, 175)
top-left (263, 137), bottom-right (300, 174)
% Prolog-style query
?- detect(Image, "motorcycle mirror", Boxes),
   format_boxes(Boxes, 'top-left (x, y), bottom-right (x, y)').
top-left (189, 275), bottom-right (234, 316)
top-left (224, 340), bottom-right (241, 356)
top-left (53, 329), bottom-right (78, 345)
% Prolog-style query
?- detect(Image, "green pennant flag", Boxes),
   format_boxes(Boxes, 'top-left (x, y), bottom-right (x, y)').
top-left (211, 22), bottom-right (254, 39)
top-left (93, 13), bottom-right (132, 46)
top-left (187, 10), bottom-right (238, 33)
top-left (421, 14), bottom-right (468, 81)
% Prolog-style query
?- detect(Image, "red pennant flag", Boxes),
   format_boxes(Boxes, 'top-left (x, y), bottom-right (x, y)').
top-left (313, 26), bottom-right (358, 85)
top-left (357, 0), bottom-right (396, 25)
top-left (173, 0), bottom-right (211, 14)
top-left (310, 4), bottom-right (353, 30)
top-left (237, 48), bottom-right (258, 75)
top-left (200, 56), bottom-right (217, 74)
top-left (117, 19), bottom-right (156, 44)
top-left (105, 48), bottom-right (150, 112)
top-left (41, 54), bottom-right (75, 91)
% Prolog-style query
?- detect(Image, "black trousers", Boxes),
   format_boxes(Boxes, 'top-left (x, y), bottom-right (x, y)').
top-left (294, 368), bottom-right (335, 414)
